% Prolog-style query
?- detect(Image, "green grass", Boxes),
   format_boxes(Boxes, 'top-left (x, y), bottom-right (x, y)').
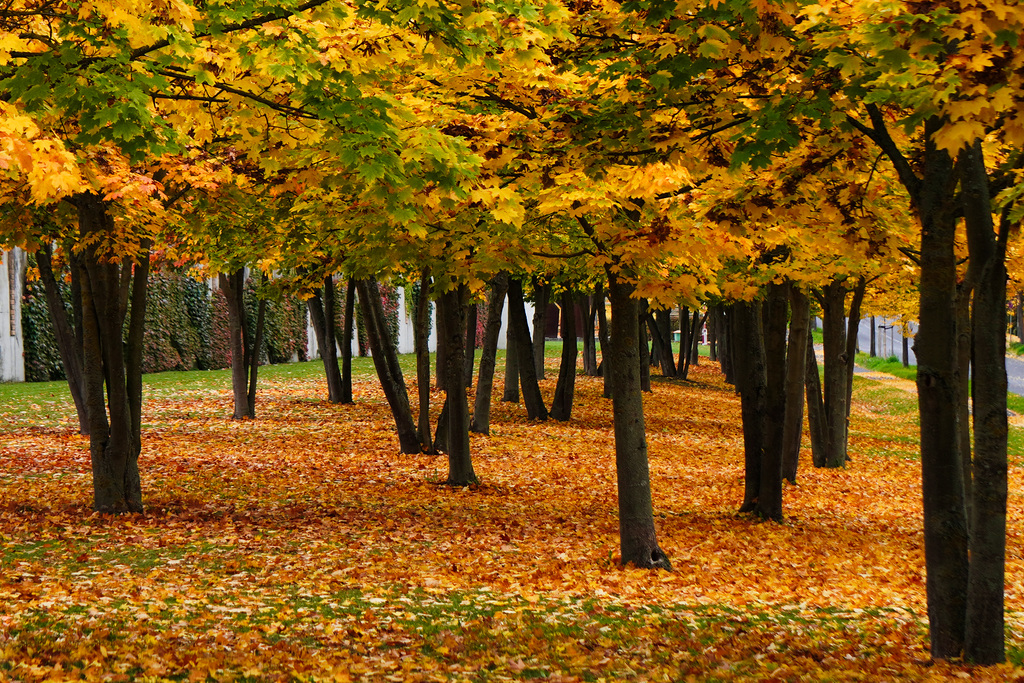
top-left (855, 352), bottom-right (918, 381)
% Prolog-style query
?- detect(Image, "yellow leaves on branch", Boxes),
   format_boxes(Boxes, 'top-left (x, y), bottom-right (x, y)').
top-left (0, 106), bottom-right (84, 205)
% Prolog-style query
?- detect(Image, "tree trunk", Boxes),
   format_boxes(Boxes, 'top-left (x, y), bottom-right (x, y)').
top-left (464, 300), bottom-right (478, 388)
top-left (731, 300), bottom-right (767, 514)
top-left (550, 291), bottom-right (578, 421)
top-left (844, 278), bottom-right (866, 427)
top-left (438, 285), bottom-right (476, 485)
top-left (960, 140), bottom-right (1007, 664)
top-left (76, 195), bottom-right (145, 514)
top-left (220, 269), bottom-right (251, 420)
top-left (356, 278), bottom-right (421, 454)
top-left (246, 290), bottom-right (267, 418)
top-left (652, 309), bottom-right (676, 376)
top-left (912, 121), bottom-right (968, 660)
top-left (583, 291), bottom-right (600, 376)
top-left (472, 273), bottom-right (508, 435)
top-left (502, 322), bottom-right (520, 403)
top-left (507, 278), bottom-right (548, 420)
top-left (805, 324), bottom-right (828, 468)
top-left (689, 311), bottom-right (704, 367)
top-left (340, 279), bottom-right (355, 404)
top-left (532, 280), bottom-right (550, 379)
top-left (819, 281), bottom-right (850, 468)
top-left (759, 283), bottom-right (788, 521)
top-left (414, 269), bottom-right (434, 452)
top-left (870, 315), bottom-right (877, 357)
top-left (782, 287), bottom-right (810, 483)
top-left (37, 243), bottom-right (89, 434)
top-left (638, 302), bottom-right (652, 392)
top-left (956, 284), bottom-right (972, 523)
top-left (435, 292), bottom-right (447, 390)
top-left (307, 279), bottom-right (344, 403)
top-left (708, 306), bottom-right (719, 362)
top-left (597, 282), bottom-right (611, 398)
top-left (1016, 293), bottom-right (1023, 341)
top-left (678, 306), bottom-right (690, 371)
top-left (607, 271), bottom-right (670, 569)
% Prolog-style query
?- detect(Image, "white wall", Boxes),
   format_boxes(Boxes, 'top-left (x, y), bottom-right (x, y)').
top-left (0, 249), bottom-right (25, 382)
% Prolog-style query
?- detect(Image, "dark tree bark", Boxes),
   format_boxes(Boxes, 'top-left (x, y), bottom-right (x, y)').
top-left (638, 302), bottom-right (652, 392)
top-left (681, 310), bottom-right (706, 380)
top-left (550, 291), bottom-right (578, 421)
top-left (220, 269), bottom-right (253, 420)
top-left (869, 315), bottom-right (877, 357)
top-left (414, 270), bottom-right (435, 452)
top-left (607, 271), bottom-right (670, 569)
top-left (76, 195), bottom-right (147, 513)
top-left (472, 273), bottom-right (508, 435)
top-left (819, 281), bottom-right (850, 468)
top-left (596, 282), bottom-right (611, 398)
top-left (464, 300), bottom-right (478, 388)
top-left (435, 292), bottom-right (447, 391)
top-left (583, 291), bottom-right (600, 376)
top-left (731, 300), bottom-right (767, 515)
top-left (502, 322), bottom-right (520, 403)
top-left (708, 306), bottom-right (719, 362)
top-left (805, 325), bottom-right (828, 468)
top-left (759, 283), bottom-right (788, 521)
top-left (37, 243), bottom-right (89, 434)
top-left (531, 280), bottom-right (550, 379)
top-left (651, 309), bottom-right (676, 377)
top-left (507, 278), bottom-right (548, 420)
top-left (1016, 294), bottom-right (1024, 341)
top-left (307, 277), bottom-right (344, 403)
top-left (844, 278), bottom-right (866, 427)
top-left (245, 276), bottom-right (268, 417)
top-left (719, 306), bottom-right (735, 385)
top-left (782, 287), bottom-right (811, 483)
top-left (960, 140), bottom-right (1008, 665)
top-left (340, 279), bottom-right (355, 404)
top-left (356, 277), bottom-right (421, 454)
top-left (438, 285), bottom-right (476, 484)
top-left (956, 284), bottom-right (972, 522)
top-left (678, 306), bottom-right (690, 371)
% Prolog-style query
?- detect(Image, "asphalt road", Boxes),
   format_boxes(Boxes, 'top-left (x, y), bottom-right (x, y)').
top-left (851, 316), bottom-right (1024, 396)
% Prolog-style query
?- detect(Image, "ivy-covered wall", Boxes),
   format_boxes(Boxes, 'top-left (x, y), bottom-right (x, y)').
top-left (22, 268), bottom-right (308, 382)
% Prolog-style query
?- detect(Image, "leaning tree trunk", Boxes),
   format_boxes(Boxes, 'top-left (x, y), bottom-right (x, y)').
top-left (76, 194), bottom-right (146, 513)
top-left (960, 140), bottom-right (1007, 665)
top-left (583, 291), bottom-right (600, 376)
top-left (731, 300), bottom-right (767, 514)
top-left (502, 323), bottom-right (520, 403)
top-left (307, 277), bottom-right (344, 403)
top-left (356, 278), bottom-right (421, 454)
top-left (464, 299), bottom-right (478, 388)
top-left (507, 277), bottom-right (548, 420)
top-left (414, 269), bottom-right (434, 452)
top-left (439, 285), bottom-right (477, 485)
top-left (805, 324), bottom-right (828, 468)
top-left (606, 271), bottom-right (671, 569)
top-left (844, 277), bottom-right (867, 427)
top-left (782, 287), bottom-right (810, 483)
top-left (472, 273), bottom-right (509, 435)
top-left (340, 278), bottom-right (355, 404)
top-left (597, 283), bottom-right (611, 398)
top-left (245, 280), bottom-right (268, 418)
top-left (220, 269), bottom-right (251, 420)
top-left (638, 302), bottom-right (652, 392)
top-left (37, 243), bottom-right (89, 434)
top-left (550, 291), bottom-right (578, 421)
top-left (759, 283), bottom-right (788, 522)
top-left (531, 280), bottom-right (550, 379)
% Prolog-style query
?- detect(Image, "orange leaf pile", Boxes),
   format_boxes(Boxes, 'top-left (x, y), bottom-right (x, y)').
top-left (1, 362), bottom-right (1023, 681)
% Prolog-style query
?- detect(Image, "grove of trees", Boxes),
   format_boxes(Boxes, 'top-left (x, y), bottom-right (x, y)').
top-left (2, 0), bottom-right (1022, 665)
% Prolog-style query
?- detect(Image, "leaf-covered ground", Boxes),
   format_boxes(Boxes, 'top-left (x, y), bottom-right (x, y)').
top-left (2, 358), bottom-right (1023, 681)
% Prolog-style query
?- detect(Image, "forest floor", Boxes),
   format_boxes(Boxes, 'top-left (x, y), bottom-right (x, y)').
top-left (1, 355), bottom-right (1023, 682)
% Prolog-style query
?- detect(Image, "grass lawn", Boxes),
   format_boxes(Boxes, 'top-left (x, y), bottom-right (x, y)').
top-left (2, 349), bottom-right (1023, 681)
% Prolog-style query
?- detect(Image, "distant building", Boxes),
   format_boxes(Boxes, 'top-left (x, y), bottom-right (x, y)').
top-left (0, 249), bottom-right (25, 381)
